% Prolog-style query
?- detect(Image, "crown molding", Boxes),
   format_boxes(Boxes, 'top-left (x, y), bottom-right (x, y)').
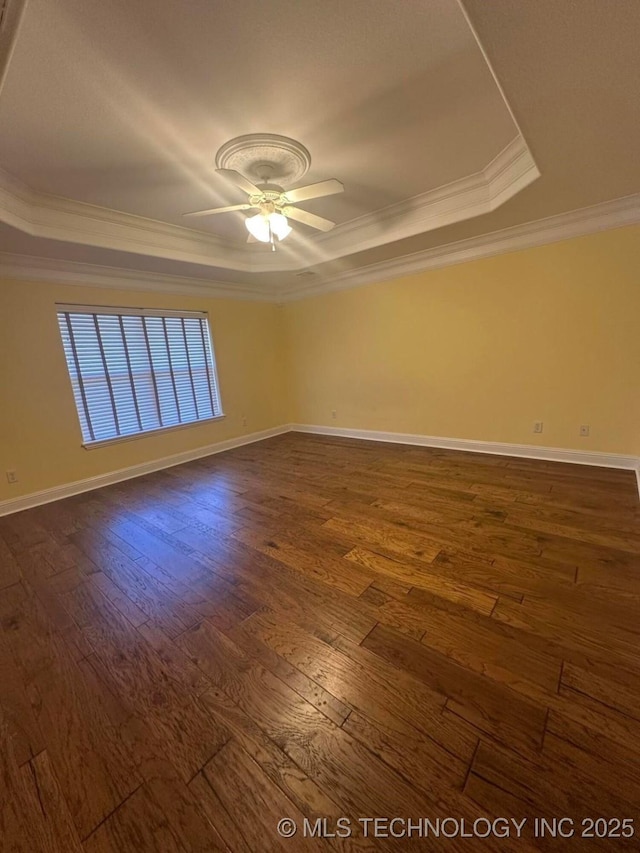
top-left (0, 252), bottom-right (273, 301)
top-left (2, 193), bottom-right (638, 304)
top-left (280, 193), bottom-right (640, 300)
top-left (485, 134), bottom-right (538, 207)
top-left (0, 167), bottom-right (258, 271)
top-left (298, 135), bottom-right (539, 264)
top-left (0, 134), bottom-right (538, 273)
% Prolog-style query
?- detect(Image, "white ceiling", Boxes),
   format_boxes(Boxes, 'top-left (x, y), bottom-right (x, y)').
top-left (0, 0), bottom-right (518, 231)
top-left (0, 0), bottom-right (638, 296)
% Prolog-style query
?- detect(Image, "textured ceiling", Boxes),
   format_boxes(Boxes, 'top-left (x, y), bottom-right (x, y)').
top-left (0, 0), bottom-right (638, 290)
top-left (0, 0), bottom-right (516, 241)
top-left (280, 0), bottom-right (640, 283)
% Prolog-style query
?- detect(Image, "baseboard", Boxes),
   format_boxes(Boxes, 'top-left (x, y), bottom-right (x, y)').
top-left (0, 425), bottom-right (290, 517)
top-left (291, 424), bottom-right (640, 495)
top-left (2, 422), bottom-right (638, 516)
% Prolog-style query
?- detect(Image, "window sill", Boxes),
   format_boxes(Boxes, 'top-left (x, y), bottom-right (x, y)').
top-left (82, 414), bottom-right (226, 450)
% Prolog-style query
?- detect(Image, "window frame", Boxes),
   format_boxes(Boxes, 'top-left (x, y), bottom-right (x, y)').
top-left (56, 303), bottom-right (225, 449)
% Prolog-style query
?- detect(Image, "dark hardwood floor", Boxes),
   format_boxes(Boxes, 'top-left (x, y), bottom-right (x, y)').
top-left (1, 432), bottom-right (640, 851)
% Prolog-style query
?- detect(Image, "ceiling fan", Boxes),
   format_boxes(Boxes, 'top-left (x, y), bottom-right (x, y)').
top-left (183, 165), bottom-right (344, 250)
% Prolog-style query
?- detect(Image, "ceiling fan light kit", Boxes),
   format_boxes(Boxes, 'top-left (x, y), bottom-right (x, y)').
top-left (184, 134), bottom-right (343, 249)
top-left (246, 208), bottom-right (292, 248)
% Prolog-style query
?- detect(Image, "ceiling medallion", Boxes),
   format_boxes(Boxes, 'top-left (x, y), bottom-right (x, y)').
top-left (215, 133), bottom-right (311, 186)
top-left (183, 134), bottom-right (343, 250)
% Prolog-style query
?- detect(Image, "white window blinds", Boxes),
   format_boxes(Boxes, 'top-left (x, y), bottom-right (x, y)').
top-left (56, 306), bottom-right (223, 445)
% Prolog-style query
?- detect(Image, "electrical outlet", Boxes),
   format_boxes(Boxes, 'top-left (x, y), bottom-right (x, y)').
top-left (6, 470), bottom-right (18, 484)
top-left (533, 421), bottom-right (543, 434)
top-left (580, 424), bottom-right (590, 437)
top-left (241, 415), bottom-right (247, 427)
top-left (331, 410), bottom-right (337, 420)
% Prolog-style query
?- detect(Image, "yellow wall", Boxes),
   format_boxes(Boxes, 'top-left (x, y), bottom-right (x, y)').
top-left (0, 280), bottom-right (286, 502)
top-left (1, 226), bottom-right (638, 505)
top-left (284, 226), bottom-right (640, 456)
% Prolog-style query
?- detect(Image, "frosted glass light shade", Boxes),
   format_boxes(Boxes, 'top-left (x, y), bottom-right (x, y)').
top-left (269, 212), bottom-right (292, 240)
top-left (245, 213), bottom-right (271, 242)
top-left (245, 211), bottom-right (292, 242)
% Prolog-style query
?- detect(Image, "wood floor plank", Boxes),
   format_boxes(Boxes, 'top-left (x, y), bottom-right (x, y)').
top-left (1, 433), bottom-right (639, 849)
top-left (135, 619), bottom-right (212, 697)
top-left (506, 506), bottom-right (640, 552)
top-left (189, 771), bottom-right (252, 853)
top-left (19, 750), bottom-right (84, 852)
top-left (560, 660), bottom-right (640, 722)
top-left (108, 520), bottom-right (264, 636)
top-left (346, 545), bottom-right (498, 615)
top-left (28, 640), bottom-right (141, 839)
top-left (0, 710), bottom-right (51, 852)
top-left (322, 514), bottom-right (442, 564)
top-left (83, 777), bottom-right (229, 853)
top-left (71, 526), bottom-right (199, 637)
top-left (10, 554), bottom-right (94, 664)
top-left (328, 496), bottom-right (546, 564)
top-left (89, 571), bottom-right (149, 628)
top-left (0, 512), bottom-right (52, 554)
top-left (361, 622), bottom-right (548, 752)
top-left (242, 610), bottom-right (477, 764)
top-left (61, 582), bottom-right (230, 783)
top-left (0, 532), bottom-right (22, 590)
top-left (550, 686), bottom-right (640, 762)
top-left (192, 738), bottom-right (311, 852)
top-left (229, 620), bottom-right (352, 726)
top-left (196, 686), bottom-right (357, 836)
top-left (179, 536), bottom-right (377, 644)
top-left (176, 619), bottom-right (441, 821)
top-left (545, 709), bottom-right (640, 802)
top-left (0, 581), bottom-right (66, 686)
top-left (232, 526), bottom-right (373, 597)
top-left (466, 737), bottom-right (638, 845)
top-left (493, 595), bottom-right (640, 671)
top-left (342, 709), bottom-right (468, 794)
top-left (417, 600), bottom-right (562, 701)
top-left (433, 549), bottom-right (573, 600)
top-left (0, 627), bottom-right (45, 766)
top-left (205, 685), bottom-right (342, 800)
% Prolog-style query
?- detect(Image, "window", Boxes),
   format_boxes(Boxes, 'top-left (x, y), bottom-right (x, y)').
top-left (57, 305), bottom-right (223, 446)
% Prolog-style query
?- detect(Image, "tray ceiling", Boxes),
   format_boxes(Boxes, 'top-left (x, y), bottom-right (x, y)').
top-left (0, 0), bottom-right (638, 296)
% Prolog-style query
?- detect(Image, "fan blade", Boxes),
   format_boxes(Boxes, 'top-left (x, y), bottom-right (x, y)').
top-left (246, 233), bottom-right (258, 243)
top-left (284, 179), bottom-right (344, 203)
top-left (283, 206), bottom-right (336, 232)
top-left (216, 168), bottom-right (262, 196)
top-left (183, 203), bottom-right (252, 218)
